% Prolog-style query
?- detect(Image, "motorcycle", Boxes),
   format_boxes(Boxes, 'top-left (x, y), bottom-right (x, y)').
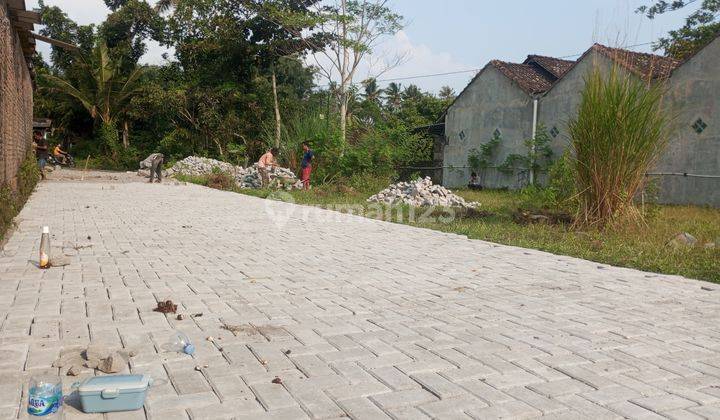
top-left (48, 153), bottom-right (76, 168)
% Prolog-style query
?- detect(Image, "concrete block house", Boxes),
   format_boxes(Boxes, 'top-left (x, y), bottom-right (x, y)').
top-left (0, 0), bottom-right (38, 190)
top-left (436, 37), bottom-right (720, 207)
top-left (660, 36), bottom-right (720, 206)
top-left (440, 56), bottom-right (573, 188)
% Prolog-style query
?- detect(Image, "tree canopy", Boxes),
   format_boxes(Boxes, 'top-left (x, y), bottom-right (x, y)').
top-left (638, 0), bottom-right (720, 59)
top-left (33, 0), bottom-right (448, 178)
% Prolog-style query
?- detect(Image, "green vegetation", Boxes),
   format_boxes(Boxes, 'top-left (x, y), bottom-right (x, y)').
top-left (638, 0), bottom-right (720, 60)
top-left (33, 0), bottom-right (448, 177)
top-left (1, 154), bottom-right (41, 242)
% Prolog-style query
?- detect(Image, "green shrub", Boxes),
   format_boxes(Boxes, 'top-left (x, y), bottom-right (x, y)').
top-left (1, 153), bottom-right (40, 241)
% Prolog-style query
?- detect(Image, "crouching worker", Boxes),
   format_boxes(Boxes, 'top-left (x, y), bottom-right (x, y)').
top-left (140, 153), bottom-right (164, 183)
top-left (468, 172), bottom-right (483, 190)
top-left (258, 147), bottom-right (279, 188)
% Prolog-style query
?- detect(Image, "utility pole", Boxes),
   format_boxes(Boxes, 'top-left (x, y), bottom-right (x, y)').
top-left (339, 0), bottom-right (349, 150)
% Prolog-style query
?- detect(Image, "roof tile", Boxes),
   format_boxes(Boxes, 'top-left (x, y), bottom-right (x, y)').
top-left (490, 60), bottom-right (556, 95)
top-left (592, 44), bottom-right (680, 79)
top-left (524, 55), bottom-right (575, 78)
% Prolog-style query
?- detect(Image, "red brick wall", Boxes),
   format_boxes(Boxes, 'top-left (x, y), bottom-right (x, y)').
top-left (0, 1), bottom-right (34, 191)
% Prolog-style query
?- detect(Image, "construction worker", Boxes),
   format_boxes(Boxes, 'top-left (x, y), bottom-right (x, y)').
top-left (257, 147), bottom-right (279, 188)
top-left (140, 153), bottom-right (164, 183)
top-left (300, 142), bottom-right (314, 190)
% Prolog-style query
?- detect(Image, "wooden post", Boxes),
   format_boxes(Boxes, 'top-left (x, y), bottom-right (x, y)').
top-left (81, 155), bottom-right (90, 181)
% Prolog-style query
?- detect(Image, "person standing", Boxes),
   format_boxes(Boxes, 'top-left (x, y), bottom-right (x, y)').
top-left (300, 142), bottom-right (314, 190)
top-left (140, 153), bottom-right (164, 183)
top-left (33, 131), bottom-right (49, 180)
top-left (257, 147), bottom-right (279, 188)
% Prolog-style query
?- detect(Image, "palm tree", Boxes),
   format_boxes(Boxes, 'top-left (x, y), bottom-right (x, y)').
top-left (362, 78), bottom-right (383, 104)
top-left (155, 0), bottom-right (180, 13)
top-left (402, 84), bottom-right (423, 102)
top-left (384, 82), bottom-right (402, 111)
top-left (439, 85), bottom-right (456, 101)
top-left (42, 42), bottom-right (147, 154)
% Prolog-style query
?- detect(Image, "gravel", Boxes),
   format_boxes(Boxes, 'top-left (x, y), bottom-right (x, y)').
top-left (368, 177), bottom-right (479, 208)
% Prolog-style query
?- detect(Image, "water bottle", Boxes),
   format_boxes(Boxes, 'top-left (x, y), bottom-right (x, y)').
top-left (163, 331), bottom-right (195, 355)
top-left (27, 377), bottom-right (62, 417)
top-left (39, 226), bottom-right (51, 269)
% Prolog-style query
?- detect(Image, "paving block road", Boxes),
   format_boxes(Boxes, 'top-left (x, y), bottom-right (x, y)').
top-left (1, 179), bottom-right (719, 419)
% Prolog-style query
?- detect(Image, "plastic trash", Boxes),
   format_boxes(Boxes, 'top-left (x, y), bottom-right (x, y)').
top-left (163, 331), bottom-right (195, 355)
top-left (27, 376), bottom-right (62, 417)
top-left (39, 226), bottom-right (51, 269)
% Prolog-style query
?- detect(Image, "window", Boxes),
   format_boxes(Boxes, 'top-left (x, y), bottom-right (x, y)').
top-left (459, 130), bottom-right (466, 140)
top-left (692, 118), bottom-right (707, 134)
top-left (550, 126), bottom-right (559, 138)
top-left (493, 128), bottom-right (501, 138)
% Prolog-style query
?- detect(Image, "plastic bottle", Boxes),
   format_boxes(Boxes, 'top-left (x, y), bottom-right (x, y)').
top-left (39, 226), bottom-right (51, 269)
top-left (163, 331), bottom-right (195, 355)
top-left (27, 376), bottom-right (62, 417)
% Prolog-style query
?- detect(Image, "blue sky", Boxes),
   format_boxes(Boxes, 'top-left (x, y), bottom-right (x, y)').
top-left (30, 0), bottom-right (696, 93)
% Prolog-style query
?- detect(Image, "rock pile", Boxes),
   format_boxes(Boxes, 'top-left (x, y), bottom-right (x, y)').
top-left (168, 156), bottom-right (303, 190)
top-left (53, 344), bottom-right (138, 376)
top-left (368, 177), bottom-right (479, 208)
top-left (237, 164), bottom-right (303, 190)
top-left (170, 156), bottom-right (240, 178)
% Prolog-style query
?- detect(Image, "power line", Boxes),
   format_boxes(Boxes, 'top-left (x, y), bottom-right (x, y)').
top-left (247, 5), bottom-right (666, 88)
top-left (315, 40), bottom-right (661, 89)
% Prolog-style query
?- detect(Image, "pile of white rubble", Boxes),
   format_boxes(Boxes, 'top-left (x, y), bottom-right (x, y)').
top-left (169, 156), bottom-right (239, 177)
top-left (167, 156), bottom-right (303, 190)
top-left (368, 177), bottom-right (479, 208)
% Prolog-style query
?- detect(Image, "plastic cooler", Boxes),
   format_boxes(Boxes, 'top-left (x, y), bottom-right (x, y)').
top-left (77, 374), bottom-right (152, 413)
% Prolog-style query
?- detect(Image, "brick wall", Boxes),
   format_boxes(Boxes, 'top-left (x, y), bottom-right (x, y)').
top-left (0, 1), bottom-right (34, 191)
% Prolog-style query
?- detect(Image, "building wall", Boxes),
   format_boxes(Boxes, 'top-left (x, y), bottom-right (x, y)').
top-left (0, 1), bottom-right (34, 191)
top-left (442, 67), bottom-right (535, 188)
top-left (539, 51), bottom-right (620, 158)
top-left (658, 37), bottom-right (720, 207)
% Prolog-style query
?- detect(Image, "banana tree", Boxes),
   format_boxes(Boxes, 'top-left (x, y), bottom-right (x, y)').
top-left (41, 41), bottom-right (147, 155)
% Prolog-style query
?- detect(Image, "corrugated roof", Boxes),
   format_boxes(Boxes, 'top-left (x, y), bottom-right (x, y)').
top-left (592, 44), bottom-right (680, 80)
top-left (490, 60), bottom-right (557, 95)
top-left (524, 55), bottom-right (575, 79)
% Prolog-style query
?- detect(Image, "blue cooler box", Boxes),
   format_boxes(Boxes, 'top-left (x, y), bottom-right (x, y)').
top-left (78, 374), bottom-right (152, 413)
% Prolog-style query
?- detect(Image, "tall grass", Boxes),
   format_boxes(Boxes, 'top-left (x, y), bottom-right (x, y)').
top-left (568, 67), bottom-right (672, 229)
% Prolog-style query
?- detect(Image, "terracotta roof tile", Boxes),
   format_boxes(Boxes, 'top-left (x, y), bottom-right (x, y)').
top-left (524, 55), bottom-right (575, 78)
top-left (490, 60), bottom-right (556, 95)
top-left (592, 44), bottom-right (680, 79)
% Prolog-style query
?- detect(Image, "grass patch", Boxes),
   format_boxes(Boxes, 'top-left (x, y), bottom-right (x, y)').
top-left (424, 189), bottom-right (719, 283)
top-left (1, 153), bottom-right (41, 242)
top-left (178, 174), bottom-right (720, 283)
